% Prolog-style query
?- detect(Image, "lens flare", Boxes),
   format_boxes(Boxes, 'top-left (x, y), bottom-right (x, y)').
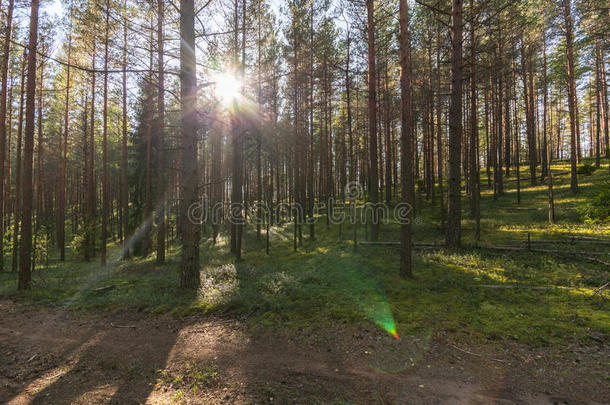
top-left (338, 259), bottom-right (400, 341)
top-left (361, 293), bottom-right (400, 341)
top-left (213, 71), bottom-right (242, 105)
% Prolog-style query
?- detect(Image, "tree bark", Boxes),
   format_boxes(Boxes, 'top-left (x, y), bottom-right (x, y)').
top-left (58, 8), bottom-right (72, 262)
top-left (399, 0), bottom-right (413, 278)
top-left (366, 0), bottom-right (380, 241)
top-left (562, 0), bottom-right (578, 193)
top-left (12, 50), bottom-right (26, 273)
top-left (156, 0), bottom-right (166, 263)
top-left (101, 0), bottom-right (109, 266)
top-left (469, 0), bottom-right (480, 241)
top-left (445, 0), bottom-right (463, 248)
top-left (121, 0), bottom-right (129, 257)
top-left (0, 0), bottom-right (14, 270)
top-left (18, 0), bottom-right (39, 289)
top-left (179, 0), bottom-right (200, 289)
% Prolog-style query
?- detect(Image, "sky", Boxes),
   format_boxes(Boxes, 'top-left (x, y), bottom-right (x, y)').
top-left (42, 0), bottom-right (282, 20)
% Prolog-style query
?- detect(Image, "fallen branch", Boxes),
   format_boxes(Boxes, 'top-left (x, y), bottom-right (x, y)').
top-left (476, 284), bottom-right (578, 291)
top-left (360, 241), bottom-right (443, 247)
top-left (569, 236), bottom-right (610, 245)
top-left (478, 245), bottom-right (609, 257)
top-left (581, 257), bottom-right (610, 267)
top-left (110, 322), bottom-right (136, 329)
top-left (517, 239), bottom-right (610, 246)
top-left (451, 344), bottom-right (506, 363)
top-left (591, 282), bottom-right (609, 307)
top-left (92, 285), bottom-right (115, 293)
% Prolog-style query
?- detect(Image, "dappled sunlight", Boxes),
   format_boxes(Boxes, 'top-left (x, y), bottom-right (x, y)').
top-left (7, 332), bottom-right (105, 404)
top-left (199, 264), bottom-right (239, 306)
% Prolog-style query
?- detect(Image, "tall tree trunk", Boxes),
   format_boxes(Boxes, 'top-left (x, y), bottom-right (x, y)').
top-left (562, 0), bottom-right (578, 193)
top-left (179, 0), bottom-right (200, 288)
top-left (496, 35), bottom-right (504, 195)
top-left (445, 0), bottom-right (463, 248)
top-left (121, 0), bottom-right (129, 257)
top-left (384, 56), bottom-right (392, 205)
top-left (121, 0), bottom-right (130, 258)
top-left (308, 2), bottom-right (316, 240)
top-left (542, 26), bottom-right (554, 223)
top-left (346, 31), bottom-right (354, 184)
top-left (0, 0), bottom-right (14, 270)
top-left (469, 0), bottom-right (480, 241)
top-left (436, 24), bottom-right (445, 229)
top-left (18, 0), bottom-right (39, 289)
top-left (143, 22), bottom-right (154, 255)
top-left (156, 0), bottom-right (166, 263)
top-left (399, 0), bottom-right (413, 278)
top-left (12, 51), bottom-right (26, 273)
top-left (58, 8), bottom-right (72, 262)
top-left (86, 48), bottom-right (96, 261)
top-left (595, 40), bottom-right (603, 167)
top-left (101, 0), bottom-right (109, 266)
top-left (366, 0), bottom-right (380, 241)
top-left (601, 50), bottom-right (609, 163)
top-left (527, 53), bottom-right (537, 186)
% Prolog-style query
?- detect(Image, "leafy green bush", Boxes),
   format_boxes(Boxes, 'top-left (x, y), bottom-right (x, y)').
top-left (580, 182), bottom-right (610, 223)
top-left (69, 222), bottom-right (96, 260)
top-left (577, 162), bottom-right (597, 176)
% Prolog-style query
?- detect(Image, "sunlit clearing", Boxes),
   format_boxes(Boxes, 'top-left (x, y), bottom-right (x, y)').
top-left (213, 71), bottom-right (242, 105)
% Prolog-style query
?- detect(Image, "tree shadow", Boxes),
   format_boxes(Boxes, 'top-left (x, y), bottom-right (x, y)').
top-left (3, 286), bottom-right (198, 404)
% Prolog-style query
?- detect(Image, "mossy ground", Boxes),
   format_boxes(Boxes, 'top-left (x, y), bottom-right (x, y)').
top-left (1, 159), bottom-right (608, 347)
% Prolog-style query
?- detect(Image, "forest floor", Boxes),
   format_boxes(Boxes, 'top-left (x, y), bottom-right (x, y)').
top-left (1, 160), bottom-right (610, 404)
top-left (0, 300), bottom-right (608, 404)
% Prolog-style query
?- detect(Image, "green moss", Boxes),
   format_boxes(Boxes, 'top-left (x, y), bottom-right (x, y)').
top-left (1, 159), bottom-right (608, 346)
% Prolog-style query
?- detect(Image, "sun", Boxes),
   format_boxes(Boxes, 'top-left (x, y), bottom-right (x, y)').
top-left (213, 71), bottom-right (242, 105)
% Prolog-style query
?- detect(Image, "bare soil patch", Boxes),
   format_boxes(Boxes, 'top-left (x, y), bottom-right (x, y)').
top-left (0, 300), bottom-right (607, 404)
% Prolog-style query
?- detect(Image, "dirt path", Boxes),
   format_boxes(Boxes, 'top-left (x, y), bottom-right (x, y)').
top-left (0, 301), bottom-right (607, 405)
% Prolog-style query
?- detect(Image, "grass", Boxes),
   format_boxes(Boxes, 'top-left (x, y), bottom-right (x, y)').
top-left (1, 159), bottom-right (609, 346)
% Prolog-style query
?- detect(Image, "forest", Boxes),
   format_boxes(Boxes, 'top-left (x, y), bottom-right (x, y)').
top-left (0, 0), bottom-right (608, 403)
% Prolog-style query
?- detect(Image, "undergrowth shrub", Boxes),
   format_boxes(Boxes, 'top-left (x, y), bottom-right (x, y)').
top-left (579, 181), bottom-right (610, 224)
top-left (577, 162), bottom-right (597, 176)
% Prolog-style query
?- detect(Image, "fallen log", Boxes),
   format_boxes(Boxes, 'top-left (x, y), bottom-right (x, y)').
top-left (92, 285), bottom-right (115, 293)
top-left (360, 241), bottom-right (610, 259)
top-left (478, 245), bottom-right (609, 257)
top-left (360, 241), bottom-right (443, 247)
top-left (515, 239), bottom-right (610, 247)
top-left (568, 236), bottom-right (610, 245)
top-left (582, 257), bottom-right (610, 267)
top-left (110, 322), bottom-right (136, 329)
top-left (476, 284), bottom-right (578, 291)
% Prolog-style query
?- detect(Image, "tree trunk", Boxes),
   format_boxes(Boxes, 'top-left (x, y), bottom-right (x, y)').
top-left (18, 0), bottom-right (39, 290)
top-left (469, 0), bottom-right (480, 241)
top-left (101, 0), bottom-right (109, 266)
top-left (156, 0), bottom-right (166, 263)
top-left (12, 51), bottom-right (26, 273)
top-left (179, 0), bottom-right (200, 289)
top-left (595, 41), bottom-right (602, 167)
top-left (445, 0), bottom-right (463, 248)
top-left (399, 0), bottom-right (413, 278)
top-left (562, 0), bottom-right (578, 193)
top-left (436, 24), bottom-right (445, 229)
top-left (121, 0), bottom-right (129, 257)
top-left (542, 28), bottom-right (555, 223)
top-left (58, 8), bottom-right (71, 262)
top-left (366, 0), bottom-right (380, 241)
top-left (0, 0), bottom-right (14, 270)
